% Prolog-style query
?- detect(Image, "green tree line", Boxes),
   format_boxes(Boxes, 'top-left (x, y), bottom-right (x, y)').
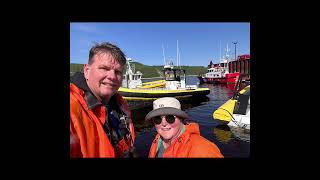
top-left (70, 62), bottom-right (207, 78)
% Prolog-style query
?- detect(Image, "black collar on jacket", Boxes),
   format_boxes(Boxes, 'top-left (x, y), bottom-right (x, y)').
top-left (70, 72), bottom-right (103, 109)
top-left (70, 72), bottom-right (119, 110)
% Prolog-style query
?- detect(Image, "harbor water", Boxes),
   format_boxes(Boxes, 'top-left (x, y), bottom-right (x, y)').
top-left (130, 76), bottom-right (250, 158)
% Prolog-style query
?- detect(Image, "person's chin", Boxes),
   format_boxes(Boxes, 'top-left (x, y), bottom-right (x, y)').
top-left (161, 133), bottom-right (173, 140)
top-left (100, 89), bottom-right (115, 97)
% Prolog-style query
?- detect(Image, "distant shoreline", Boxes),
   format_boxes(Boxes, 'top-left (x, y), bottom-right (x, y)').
top-left (70, 73), bottom-right (199, 79)
top-left (141, 75), bottom-right (199, 80)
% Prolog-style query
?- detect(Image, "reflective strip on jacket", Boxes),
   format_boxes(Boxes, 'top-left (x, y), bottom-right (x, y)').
top-left (148, 123), bottom-right (223, 158)
top-left (70, 83), bottom-right (135, 158)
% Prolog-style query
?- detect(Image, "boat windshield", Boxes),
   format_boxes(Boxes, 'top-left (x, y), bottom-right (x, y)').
top-left (163, 69), bottom-right (185, 81)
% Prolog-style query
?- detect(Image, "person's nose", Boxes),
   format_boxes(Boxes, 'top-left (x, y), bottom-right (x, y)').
top-left (107, 70), bottom-right (118, 80)
top-left (160, 116), bottom-right (168, 126)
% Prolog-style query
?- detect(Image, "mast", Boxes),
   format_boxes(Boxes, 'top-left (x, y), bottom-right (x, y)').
top-left (219, 40), bottom-right (221, 63)
top-left (226, 43), bottom-right (229, 59)
top-left (162, 44), bottom-right (166, 66)
top-left (226, 44), bottom-right (230, 73)
top-left (179, 47), bottom-right (181, 69)
top-left (176, 40), bottom-right (179, 68)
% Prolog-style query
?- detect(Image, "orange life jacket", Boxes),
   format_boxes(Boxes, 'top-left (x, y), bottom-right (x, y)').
top-left (70, 73), bottom-right (135, 158)
top-left (148, 123), bottom-right (223, 158)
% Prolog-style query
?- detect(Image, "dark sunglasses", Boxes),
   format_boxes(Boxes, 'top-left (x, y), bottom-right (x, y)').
top-left (152, 115), bottom-right (177, 125)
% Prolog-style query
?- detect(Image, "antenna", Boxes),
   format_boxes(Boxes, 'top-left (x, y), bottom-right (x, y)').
top-left (176, 40), bottom-right (179, 67)
top-left (232, 41), bottom-right (238, 61)
top-left (219, 40), bottom-right (221, 63)
top-left (162, 44), bottom-right (166, 65)
top-left (179, 47), bottom-right (181, 69)
top-left (226, 43), bottom-right (230, 60)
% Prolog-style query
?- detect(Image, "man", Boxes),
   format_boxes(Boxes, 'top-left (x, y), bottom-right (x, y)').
top-left (145, 97), bottom-right (223, 158)
top-left (70, 42), bottom-right (135, 158)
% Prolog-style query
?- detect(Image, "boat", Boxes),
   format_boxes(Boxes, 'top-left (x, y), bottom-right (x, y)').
top-left (119, 42), bottom-right (210, 101)
top-left (198, 44), bottom-right (241, 84)
top-left (120, 58), bottom-right (164, 89)
top-left (120, 87), bottom-right (210, 100)
top-left (213, 75), bottom-right (250, 132)
top-left (119, 60), bottom-right (210, 101)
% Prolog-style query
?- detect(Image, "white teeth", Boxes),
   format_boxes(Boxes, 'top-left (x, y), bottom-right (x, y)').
top-left (102, 82), bottom-right (115, 87)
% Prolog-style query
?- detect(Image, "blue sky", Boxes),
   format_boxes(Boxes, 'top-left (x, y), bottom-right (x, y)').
top-left (70, 22), bottom-right (250, 66)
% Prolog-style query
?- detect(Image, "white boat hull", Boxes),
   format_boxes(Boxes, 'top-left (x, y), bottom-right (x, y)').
top-left (227, 110), bottom-right (250, 130)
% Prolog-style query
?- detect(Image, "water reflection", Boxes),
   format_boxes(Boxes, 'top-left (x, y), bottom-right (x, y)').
top-left (213, 124), bottom-right (232, 144)
top-left (213, 124), bottom-right (250, 144)
top-left (130, 105), bottom-right (153, 132)
top-left (229, 126), bottom-right (250, 142)
top-left (130, 96), bottom-right (210, 133)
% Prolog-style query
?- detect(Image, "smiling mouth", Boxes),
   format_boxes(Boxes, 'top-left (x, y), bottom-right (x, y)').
top-left (101, 82), bottom-right (117, 87)
top-left (161, 128), bottom-right (171, 131)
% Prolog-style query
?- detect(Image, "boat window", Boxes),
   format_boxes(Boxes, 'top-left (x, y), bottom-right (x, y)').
top-left (164, 69), bottom-right (175, 81)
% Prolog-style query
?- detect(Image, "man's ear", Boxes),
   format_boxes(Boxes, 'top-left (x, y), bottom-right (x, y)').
top-left (84, 64), bottom-right (90, 80)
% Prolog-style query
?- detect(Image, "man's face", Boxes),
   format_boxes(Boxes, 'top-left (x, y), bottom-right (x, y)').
top-left (84, 52), bottom-right (124, 101)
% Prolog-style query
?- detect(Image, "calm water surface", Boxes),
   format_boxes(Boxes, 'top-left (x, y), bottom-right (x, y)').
top-left (130, 76), bottom-right (250, 158)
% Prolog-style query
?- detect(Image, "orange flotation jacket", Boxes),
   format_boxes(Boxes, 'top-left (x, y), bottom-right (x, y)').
top-left (70, 73), bottom-right (135, 158)
top-left (148, 123), bottom-right (223, 158)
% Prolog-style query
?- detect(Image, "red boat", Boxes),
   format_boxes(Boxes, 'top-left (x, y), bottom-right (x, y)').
top-left (198, 45), bottom-right (250, 84)
top-left (202, 71), bottom-right (240, 84)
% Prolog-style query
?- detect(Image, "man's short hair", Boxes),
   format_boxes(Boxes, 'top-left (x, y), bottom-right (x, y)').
top-left (88, 42), bottom-right (126, 66)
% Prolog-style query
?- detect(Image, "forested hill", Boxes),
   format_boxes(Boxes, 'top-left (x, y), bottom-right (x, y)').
top-left (70, 62), bottom-right (207, 78)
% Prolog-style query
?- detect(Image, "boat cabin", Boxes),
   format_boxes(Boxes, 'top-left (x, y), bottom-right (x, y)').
top-left (163, 68), bottom-right (185, 81)
top-left (122, 60), bottom-right (143, 89)
top-left (163, 68), bottom-right (186, 90)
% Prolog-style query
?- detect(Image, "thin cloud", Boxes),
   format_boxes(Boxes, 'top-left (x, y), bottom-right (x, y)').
top-left (71, 23), bottom-right (103, 34)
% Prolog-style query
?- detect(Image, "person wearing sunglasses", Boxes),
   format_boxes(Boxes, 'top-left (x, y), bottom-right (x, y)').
top-left (145, 97), bottom-right (224, 158)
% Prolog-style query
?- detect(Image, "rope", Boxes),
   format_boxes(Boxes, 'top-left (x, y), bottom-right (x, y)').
top-left (217, 107), bottom-right (242, 128)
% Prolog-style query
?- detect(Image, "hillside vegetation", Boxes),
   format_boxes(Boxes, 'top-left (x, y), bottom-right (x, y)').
top-left (70, 62), bottom-right (207, 78)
